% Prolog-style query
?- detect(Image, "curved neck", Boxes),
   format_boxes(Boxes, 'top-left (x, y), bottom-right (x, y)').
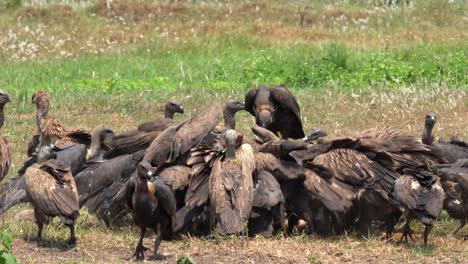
top-left (88, 131), bottom-right (103, 160)
top-left (226, 144), bottom-right (236, 159)
top-left (0, 105), bottom-right (5, 129)
top-left (164, 108), bottom-right (174, 119)
top-left (223, 109), bottom-right (236, 130)
top-left (422, 125), bottom-right (434, 145)
top-left (35, 104), bottom-right (49, 132)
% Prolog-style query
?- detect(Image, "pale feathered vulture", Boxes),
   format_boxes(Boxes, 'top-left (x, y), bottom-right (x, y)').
top-left (24, 146), bottom-right (80, 245)
top-left (394, 167), bottom-right (444, 245)
top-left (245, 85), bottom-right (304, 139)
top-left (422, 113), bottom-right (468, 163)
top-left (131, 160), bottom-right (176, 261)
top-left (0, 90), bottom-right (11, 183)
top-left (209, 129), bottom-right (255, 235)
top-left (31, 90), bottom-right (92, 150)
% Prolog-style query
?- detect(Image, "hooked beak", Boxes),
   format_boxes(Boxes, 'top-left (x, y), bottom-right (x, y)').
top-left (304, 128), bottom-right (328, 142)
top-left (178, 106), bottom-right (184, 114)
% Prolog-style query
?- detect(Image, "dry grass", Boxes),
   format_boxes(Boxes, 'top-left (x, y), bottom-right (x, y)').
top-left (0, 0), bottom-right (466, 61)
top-left (1, 86), bottom-right (467, 263)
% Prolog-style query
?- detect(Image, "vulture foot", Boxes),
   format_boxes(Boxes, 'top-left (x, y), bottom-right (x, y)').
top-left (400, 226), bottom-right (414, 243)
top-left (132, 245), bottom-right (149, 261)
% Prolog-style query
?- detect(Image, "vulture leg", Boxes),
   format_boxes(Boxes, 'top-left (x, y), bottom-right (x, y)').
top-left (67, 223), bottom-right (77, 245)
top-left (287, 213), bottom-right (299, 235)
top-left (423, 224), bottom-right (432, 246)
top-left (152, 222), bottom-right (162, 259)
top-left (132, 228), bottom-right (148, 261)
top-left (451, 218), bottom-right (466, 236)
top-left (33, 208), bottom-right (46, 242)
top-left (400, 219), bottom-right (414, 243)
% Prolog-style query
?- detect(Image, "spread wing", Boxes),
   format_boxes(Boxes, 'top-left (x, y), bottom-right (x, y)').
top-left (244, 87), bottom-right (259, 116)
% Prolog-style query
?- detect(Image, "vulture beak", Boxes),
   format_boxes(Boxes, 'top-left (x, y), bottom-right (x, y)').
top-left (304, 128), bottom-right (328, 142)
top-left (238, 102), bottom-right (245, 110)
top-left (178, 106), bottom-right (184, 114)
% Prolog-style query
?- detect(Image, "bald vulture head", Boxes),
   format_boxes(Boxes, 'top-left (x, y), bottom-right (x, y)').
top-left (31, 90), bottom-right (50, 109)
top-left (225, 100), bottom-right (245, 114)
top-left (0, 90), bottom-right (11, 106)
top-left (425, 113), bottom-right (436, 128)
top-left (137, 160), bottom-right (155, 181)
top-left (165, 99), bottom-right (184, 116)
top-left (37, 146), bottom-right (57, 163)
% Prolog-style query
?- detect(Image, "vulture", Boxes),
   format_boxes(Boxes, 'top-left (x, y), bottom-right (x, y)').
top-left (74, 126), bottom-right (145, 228)
top-left (131, 160), bottom-right (176, 261)
top-left (209, 129), bottom-right (255, 235)
top-left (393, 167), bottom-right (444, 245)
top-left (245, 85), bottom-right (305, 139)
top-left (24, 146), bottom-right (80, 245)
top-left (434, 159), bottom-right (468, 237)
top-left (222, 100), bottom-right (245, 130)
top-left (0, 144), bottom-right (87, 215)
top-left (105, 99), bottom-right (184, 157)
top-left (422, 113), bottom-right (468, 163)
top-left (248, 170), bottom-right (285, 237)
top-left (31, 90), bottom-right (92, 150)
top-left (0, 90), bottom-right (11, 183)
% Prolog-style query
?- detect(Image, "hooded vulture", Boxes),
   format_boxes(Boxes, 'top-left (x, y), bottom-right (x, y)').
top-left (0, 90), bottom-right (11, 183)
top-left (105, 99), bottom-right (184, 158)
top-left (245, 85), bottom-right (305, 139)
top-left (131, 160), bottom-right (176, 261)
top-left (394, 167), bottom-right (444, 245)
top-left (31, 90), bottom-right (92, 150)
top-left (434, 159), bottom-right (468, 237)
top-left (209, 129), bottom-right (255, 235)
top-left (24, 146), bottom-right (80, 245)
top-left (422, 113), bottom-right (468, 163)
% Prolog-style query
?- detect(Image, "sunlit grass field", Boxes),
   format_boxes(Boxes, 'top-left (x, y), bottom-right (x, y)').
top-left (0, 0), bottom-right (467, 263)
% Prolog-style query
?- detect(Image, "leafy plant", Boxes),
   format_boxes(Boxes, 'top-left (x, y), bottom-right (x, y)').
top-left (177, 253), bottom-right (196, 264)
top-left (0, 231), bottom-right (17, 264)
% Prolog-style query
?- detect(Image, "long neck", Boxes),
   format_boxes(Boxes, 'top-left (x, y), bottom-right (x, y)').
top-left (164, 108), bottom-right (174, 119)
top-left (136, 175), bottom-right (149, 193)
top-left (225, 144), bottom-right (236, 159)
top-left (35, 104), bottom-right (49, 132)
top-left (89, 131), bottom-right (103, 160)
top-left (0, 105), bottom-right (5, 129)
top-left (223, 109), bottom-right (236, 130)
top-left (422, 125), bottom-right (433, 145)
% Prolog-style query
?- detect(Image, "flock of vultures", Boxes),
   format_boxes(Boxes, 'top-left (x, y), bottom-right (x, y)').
top-left (0, 86), bottom-right (467, 261)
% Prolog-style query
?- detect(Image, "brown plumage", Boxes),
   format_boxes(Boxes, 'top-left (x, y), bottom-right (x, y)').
top-left (105, 100), bottom-right (184, 157)
top-left (24, 146), bottom-right (80, 244)
top-left (0, 90), bottom-right (11, 183)
top-left (245, 85), bottom-right (305, 139)
top-left (394, 167), bottom-right (444, 245)
top-left (435, 159), bottom-right (468, 236)
top-left (31, 90), bottom-right (91, 150)
top-left (422, 113), bottom-right (468, 163)
top-left (209, 129), bottom-right (255, 235)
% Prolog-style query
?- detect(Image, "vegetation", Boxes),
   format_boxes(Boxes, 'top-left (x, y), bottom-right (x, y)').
top-left (0, 0), bottom-right (466, 263)
top-left (0, 231), bottom-right (17, 264)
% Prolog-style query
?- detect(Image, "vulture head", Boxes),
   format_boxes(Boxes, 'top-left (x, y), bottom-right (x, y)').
top-left (166, 99), bottom-right (184, 115)
top-left (425, 113), bottom-right (436, 129)
top-left (37, 146), bottom-right (57, 163)
top-left (303, 128), bottom-right (328, 142)
top-left (0, 90), bottom-right (11, 106)
top-left (137, 160), bottom-right (155, 181)
top-left (88, 126), bottom-right (115, 160)
top-left (31, 90), bottom-right (50, 109)
top-left (258, 109), bottom-right (273, 128)
top-left (225, 100), bottom-right (245, 114)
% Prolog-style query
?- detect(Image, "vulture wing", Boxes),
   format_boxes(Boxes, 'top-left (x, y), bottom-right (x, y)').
top-left (0, 136), bottom-right (11, 183)
top-left (252, 170), bottom-right (284, 209)
top-left (137, 118), bottom-right (176, 133)
top-left (269, 85), bottom-right (305, 139)
top-left (244, 87), bottom-right (259, 116)
top-left (25, 164), bottom-right (79, 218)
top-left (153, 179), bottom-right (177, 229)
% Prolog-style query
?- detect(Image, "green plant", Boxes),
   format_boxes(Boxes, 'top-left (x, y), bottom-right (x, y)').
top-left (177, 253), bottom-right (196, 264)
top-left (0, 231), bottom-right (17, 264)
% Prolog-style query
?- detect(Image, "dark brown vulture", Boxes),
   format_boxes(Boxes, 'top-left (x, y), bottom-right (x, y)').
top-left (24, 146), bottom-right (80, 245)
top-left (434, 159), bottom-right (468, 237)
top-left (422, 113), bottom-right (468, 163)
top-left (0, 144), bottom-right (87, 215)
top-left (0, 90), bottom-right (11, 183)
top-left (393, 167), bottom-right (444, 245)
top-left (245, 85), bottom-right (305, 139)
top-left (104, 99), bottom-right (184, 158)
top-left (209, 129), bottom-right (255, 235)
top-left (31, 90), bottom-right (92, 150)
top-left (131, 160), bottom-right (176, 261)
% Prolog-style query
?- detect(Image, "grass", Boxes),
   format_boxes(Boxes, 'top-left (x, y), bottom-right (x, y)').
top-left (0, 0), bottom-right (467, 263)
